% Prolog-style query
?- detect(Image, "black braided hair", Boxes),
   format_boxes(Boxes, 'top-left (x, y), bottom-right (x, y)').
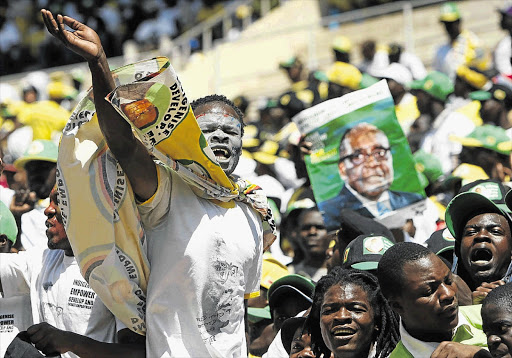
top-left (191, 94), bottom-right (245, 136)
top-left (305, 267), bottom-right (400, 358)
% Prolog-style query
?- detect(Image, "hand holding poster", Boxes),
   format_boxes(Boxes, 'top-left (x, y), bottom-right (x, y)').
top-left (293, 80), bottom-right (426, 230)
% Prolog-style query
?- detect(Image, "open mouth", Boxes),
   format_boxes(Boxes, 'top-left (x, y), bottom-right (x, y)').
top-left (332, 327), bottom-right (356, 337)
top-left (212, 148), bottom-right (231, 162)
top-left (470, 247), bottom-right (493, 265)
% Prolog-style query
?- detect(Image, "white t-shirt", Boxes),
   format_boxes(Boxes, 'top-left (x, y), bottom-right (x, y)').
top-left (138, 164), bottom-right (263, 358)
top-left (20, 200), bottom-right (49, 250)
top-left (0, 249), bottom-right (118, 358)
top-left (494, 35), bottom-right (512, 75)
top-left (421, 110), bottom-right (475, 174)
top-left (0, 295), bottom-right (33, 357)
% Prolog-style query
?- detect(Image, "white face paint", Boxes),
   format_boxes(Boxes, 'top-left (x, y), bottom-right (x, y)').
top-left (196, 102), bottom-right (243, 176)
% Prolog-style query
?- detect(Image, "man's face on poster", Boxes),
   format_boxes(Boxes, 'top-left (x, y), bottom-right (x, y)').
top-left (338, 128), bottom-right (393, 200)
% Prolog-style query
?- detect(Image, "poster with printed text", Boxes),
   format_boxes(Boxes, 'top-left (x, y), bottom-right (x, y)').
top-left (293, 80), bottom-right (426, 230)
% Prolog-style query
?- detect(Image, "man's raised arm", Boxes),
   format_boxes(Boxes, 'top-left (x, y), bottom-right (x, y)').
top-left (40, 9), bottom-right (157, 202)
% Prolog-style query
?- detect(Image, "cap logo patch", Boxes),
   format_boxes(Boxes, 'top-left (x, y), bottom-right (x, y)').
top-left (494, 89), bottom-right (506, 101)
top-left (485, 136), bottom-right (496, 145)
top-left (415, 162), bottom-right (425, 173)
top-left (27, 141), bottom-right (45, 155)
top-left (424, 80), bottom-right (434, 90)
top-left (442, 228), bottom-right (455, 241)
top-left (363, 236), bottom-right (393, 255)
top-left (343, 247), bottom-right (350, 263)
top-left (469, 183), bottom-right (502, 200)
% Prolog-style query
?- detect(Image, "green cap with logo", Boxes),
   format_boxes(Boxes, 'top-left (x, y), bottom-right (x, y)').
top-left (414, 149), bottom-right (444, 187)
top-left (450, 124), bottom-right (512, 155)
top-left (0, 201), bottom-right (17, 244)
top-left (341, 234), bottom-right (394, 271)
top-left (14, 139), bottom-right (58, 170)
top-left (410, 71), bottom-right (454, 102)
top-left (439, 2), bottom-right (461, 22)
top-left (426, 228), bottom-right (455, 256)
top-left (445, 179), bottom-right (512, 240)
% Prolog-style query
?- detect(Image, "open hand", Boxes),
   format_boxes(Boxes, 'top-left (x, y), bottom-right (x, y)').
top-left (472, 280), bottom-right (506, 305)
top-left (41, 9), bottom-right (104, 62)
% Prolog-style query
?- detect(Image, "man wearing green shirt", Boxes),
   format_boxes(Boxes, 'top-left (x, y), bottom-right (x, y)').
top-left (378, 242), bottom-right (489, 357)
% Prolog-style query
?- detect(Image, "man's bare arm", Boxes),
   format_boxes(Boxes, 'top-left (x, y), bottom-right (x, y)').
top-left (40, 10), bottom-right (157, 201)
top-left (27, 323), bottom-right (145, 358)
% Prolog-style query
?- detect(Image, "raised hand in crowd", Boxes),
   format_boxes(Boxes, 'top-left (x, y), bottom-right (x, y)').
top-left (40, 9), bottom-right (103, 62)
top-left (472, 280), bottom-right (506, 305)
top-left (40, 9), bottom-right (158, 202)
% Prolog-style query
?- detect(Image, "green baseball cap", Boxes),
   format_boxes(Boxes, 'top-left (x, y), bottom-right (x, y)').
top-left (279, 56), bottom-right (299, 69)
top-left (413, 149), bottom-right (444, 186)
top-left (341, 234), bottom-right (394, 271)
top-left (439, 2), bottom-right (461, 22)
top-left (247, 305), bottom-right (271, 323)
top-left (0, 201), bottom-right (17, 244)
top-left (445, 180), bottom-right (512, 240)
top-left (450, 124), bottom-right (512, 155)
top-left (469, 91), bottom-right (492, 101)
top-left (268, 274), bottom-right (315, 310)
top-left (410, 72), bottom-right (454, 102)
top-left (359, 73), bottom-right (379, 89)
top-left (426, 228), bottom-right (455, 256)
top-left (14, 139), bottom-right (58, 170)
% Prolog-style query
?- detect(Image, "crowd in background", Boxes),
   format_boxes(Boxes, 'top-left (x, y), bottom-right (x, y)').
top-left (1, 1), bottom-right (512, 357)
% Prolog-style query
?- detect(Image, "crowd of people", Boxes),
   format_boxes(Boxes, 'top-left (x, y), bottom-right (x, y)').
top-left (0, 0), bottom-right (286, 76)
top-left (1, 1), bottom-right (512, 357)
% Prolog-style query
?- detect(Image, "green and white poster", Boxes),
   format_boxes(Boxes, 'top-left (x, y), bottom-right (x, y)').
top-left (293, 80), bottom-right (426, 230)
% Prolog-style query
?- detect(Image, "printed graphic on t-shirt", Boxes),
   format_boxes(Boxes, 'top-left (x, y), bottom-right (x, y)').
top-left (0, 314), bottom-right (15, 333)
top-left (68, 279), bottom-right (96, 309)
top-left (198, 237), bottom-right (245, 344)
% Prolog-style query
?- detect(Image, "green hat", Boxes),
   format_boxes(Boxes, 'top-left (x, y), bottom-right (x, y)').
top-left (450, 124), bottom-right (512, 155)
top-left (439, 2), bottom-right (461, 22)
top-left (279, 56), bottom-right (298, 69)
top-left (341, 234), bottom-right (394, 271)
top-left (426, 228), bottom-right (455, 256)
top-left (445, 179), bottom-right (512, 240)
top-left (0, 201), bottom-right (17, 244)
top-left (268, 274), bottom-right (315, 311)
top-left (247, 305), bottom-right (271, 323)
top-left (312, 70), bottom-right (329, 83)
top-left (360, 73), bottom-right (379, 89)
top-left (413, 149), bottom-right (444, 186)
top-left (469, 90), bottom-right (492, 101)
top-left (14, 139), bottom-right (58, 170)
top-left (410, 71), bottom-right (454, 102)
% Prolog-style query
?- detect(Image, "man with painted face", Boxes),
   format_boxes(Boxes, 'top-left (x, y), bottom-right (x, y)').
top-left (0, 189), bottom-right (145, 357)
top-left (378, 242), bottom-right (489, 358)
top-left (445, 180), bottom-right (512, 303)
top-left (322, 122), bottom-right (422, 229)
top-left (41, 9), bottom-right (264, 357)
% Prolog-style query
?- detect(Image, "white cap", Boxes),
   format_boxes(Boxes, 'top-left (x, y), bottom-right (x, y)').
top-left (371, 63), bottom-right (413, 86)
